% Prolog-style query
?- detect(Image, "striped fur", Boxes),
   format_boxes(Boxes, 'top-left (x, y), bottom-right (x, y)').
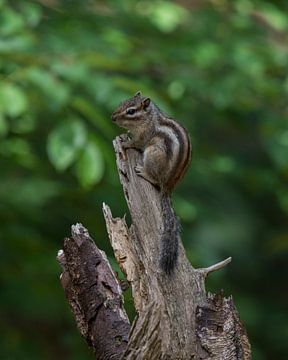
top-left (112, 92), bottom-right (192, 274)
top-left (157, 113), bottom-right (191, 192)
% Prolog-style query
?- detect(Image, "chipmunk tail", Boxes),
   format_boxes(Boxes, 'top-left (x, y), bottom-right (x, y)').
top-left (159, 192), bottom-right (179, 275)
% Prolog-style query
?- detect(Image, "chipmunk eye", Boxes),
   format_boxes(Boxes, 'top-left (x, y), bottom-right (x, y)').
top-left (126, 108), bottom-right (136, 115)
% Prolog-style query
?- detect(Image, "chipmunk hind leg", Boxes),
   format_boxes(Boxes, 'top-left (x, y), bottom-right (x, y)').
top-left (135, 145), bottom-right (167, 188)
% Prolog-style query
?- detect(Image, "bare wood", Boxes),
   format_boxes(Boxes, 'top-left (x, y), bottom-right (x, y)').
top-left (58, 135), bottom-right (251, 359)
top-left (200, 256), bottom-right (232, 277)
top-left (57, 224), bottom-right (130, 359)
top-left (103, 136), bottom-right (251, 359)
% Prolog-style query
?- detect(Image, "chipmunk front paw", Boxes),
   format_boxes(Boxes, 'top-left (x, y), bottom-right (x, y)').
top-left (134, 164), bottom-right (144, 175)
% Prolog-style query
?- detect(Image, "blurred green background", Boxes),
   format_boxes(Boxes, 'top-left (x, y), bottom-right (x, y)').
top-left (0, 0), bottom-right (287, 359)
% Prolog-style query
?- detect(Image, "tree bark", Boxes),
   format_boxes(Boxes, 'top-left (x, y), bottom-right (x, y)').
top-left (58, 135), bottom-right (251, 359)
top-left (57, 225), bottom-right (130, 359)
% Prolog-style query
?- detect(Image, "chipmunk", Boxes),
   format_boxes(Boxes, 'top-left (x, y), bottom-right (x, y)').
top-left (111, 91), bottom-right (191, 274)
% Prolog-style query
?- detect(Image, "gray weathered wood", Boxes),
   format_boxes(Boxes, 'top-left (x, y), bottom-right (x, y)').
top-left (103, 136), bottom-right (251, 359)
top-left (58, 135), bottom-right (251, 359)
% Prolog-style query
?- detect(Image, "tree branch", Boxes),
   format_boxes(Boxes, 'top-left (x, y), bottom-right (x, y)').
top-left (57, 223), bottom-right (130, 359)
top-left (199, 257), bottom-right (232, 278)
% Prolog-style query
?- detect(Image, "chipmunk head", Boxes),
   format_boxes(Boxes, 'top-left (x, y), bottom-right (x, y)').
top-left (111, 91), bottom-right (151, 129)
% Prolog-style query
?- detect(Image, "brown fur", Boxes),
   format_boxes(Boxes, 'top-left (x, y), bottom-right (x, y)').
top-left (112, 92), bottom-right (192, 274)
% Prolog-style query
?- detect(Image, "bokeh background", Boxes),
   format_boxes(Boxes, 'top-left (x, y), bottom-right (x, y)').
top-left (1, 0), bottom-right (287, 359)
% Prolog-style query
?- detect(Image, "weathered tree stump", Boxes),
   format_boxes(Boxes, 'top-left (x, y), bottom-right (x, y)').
top-left (57, 136), bottom-right (251, 359)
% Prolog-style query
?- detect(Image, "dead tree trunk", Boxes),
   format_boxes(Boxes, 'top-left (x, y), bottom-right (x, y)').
top-left (57, 136), bottom-right (251, 359)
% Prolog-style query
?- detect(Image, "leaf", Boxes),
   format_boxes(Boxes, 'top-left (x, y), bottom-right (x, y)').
top-left (148, 1), bottom-right (189, 33)
top-left (0, 8), bottom-right (25, 36)
top-left (193, 42), bottom-right (221, 68)
top-left (20, 2), bottom-right (42, 27)
top-left (47, 119), bottom-right (87, 171)
top-left (0, 83), bottom-right (28, 117)
top-left (76, 140), bottom-right (105, 188)
top-left (260, 3), bottom-right (288, 31)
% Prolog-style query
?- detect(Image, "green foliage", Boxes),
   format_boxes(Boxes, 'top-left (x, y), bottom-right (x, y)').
top-left (47, 119), bottom-right (87, 171)
top-left (76, 138), bottom-right (105, 188)
top-left (1, 0), bottom-right (287, 359)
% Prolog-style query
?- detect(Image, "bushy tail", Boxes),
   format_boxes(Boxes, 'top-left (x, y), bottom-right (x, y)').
top-left (159, 192), bottom-right (179, 275)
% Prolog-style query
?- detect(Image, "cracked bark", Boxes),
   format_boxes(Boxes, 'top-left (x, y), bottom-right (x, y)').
top-left (57, 135), bottom-right (251, 360)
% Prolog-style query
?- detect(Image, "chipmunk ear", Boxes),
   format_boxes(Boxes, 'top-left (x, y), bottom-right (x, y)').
top-left (142, 97), bottom-right (150, 110)
top-left (134, 91), bottom-right (142, 97)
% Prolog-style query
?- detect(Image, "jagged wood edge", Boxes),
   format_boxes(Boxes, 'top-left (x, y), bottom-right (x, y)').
top-left (57, 223), bottom-right (130, 359)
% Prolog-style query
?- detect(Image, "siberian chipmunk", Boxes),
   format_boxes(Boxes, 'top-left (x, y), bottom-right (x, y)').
top-left (111, 91), bottom-right (192, 274)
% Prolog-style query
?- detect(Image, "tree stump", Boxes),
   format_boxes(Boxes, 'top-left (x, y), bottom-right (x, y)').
top-left (57, 136), bottom-right (251, 359)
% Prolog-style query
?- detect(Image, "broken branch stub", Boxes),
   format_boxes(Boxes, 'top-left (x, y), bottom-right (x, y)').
top-left (57, 223), bottom-right (130, 359)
